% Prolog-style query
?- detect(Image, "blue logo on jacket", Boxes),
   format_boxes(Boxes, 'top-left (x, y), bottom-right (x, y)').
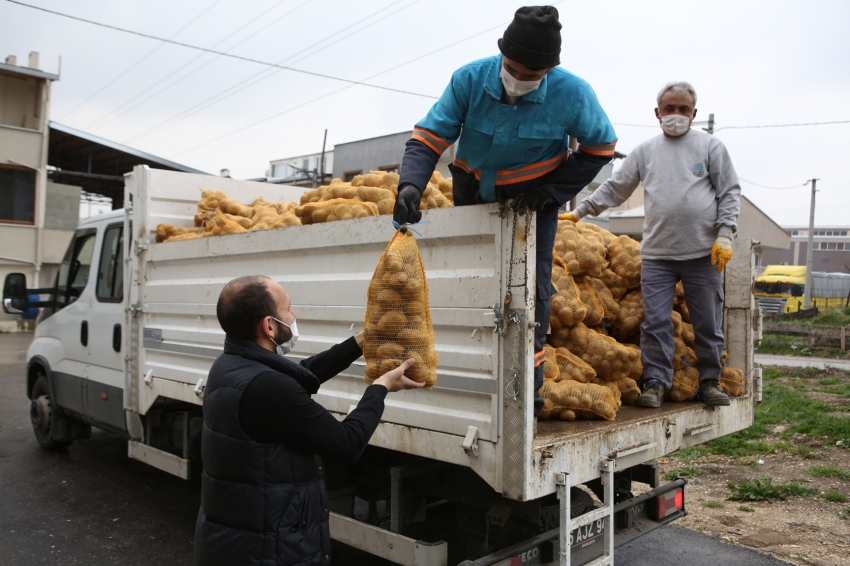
top-left (692, 162), bottom-right (706, 177)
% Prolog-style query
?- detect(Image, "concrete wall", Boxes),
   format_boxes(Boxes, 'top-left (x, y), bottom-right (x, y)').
top-left (44, 181), bottom-right (81, 231)
top-left (0, 70), bottom-right (40, 130)
top-left (761, 242), bottom-right (850, 274)
top-left (332, 131), bottom-right (454, 182)
top-left (737, 196), bottom-right (789, 251)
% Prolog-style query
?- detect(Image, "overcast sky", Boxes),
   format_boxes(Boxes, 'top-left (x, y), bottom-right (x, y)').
top-left (2, 0), bottom-right (848, 226)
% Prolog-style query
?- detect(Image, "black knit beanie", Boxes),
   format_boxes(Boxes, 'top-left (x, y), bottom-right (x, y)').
top-left (498, 6), bottom-right (561, 70)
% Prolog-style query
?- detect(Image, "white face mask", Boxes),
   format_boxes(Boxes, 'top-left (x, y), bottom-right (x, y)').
top-left (270, 316), bottom-right (298, 356)
top-left (499, 65), bottom-right (542, 98)
top-left (659, 113), bottom-right (692, 137)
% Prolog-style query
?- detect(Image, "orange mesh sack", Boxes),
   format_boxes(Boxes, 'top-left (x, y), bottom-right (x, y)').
top-left (548, 325), bottom-right (572, 349)
top-left (671, 310), bottom-right (683, 337)
top-left (565, 323), bottom-right (642, 382)
top-left (543, 345), bottom-right (560, 381)
top-left (553, 220), bottom-right (606, 277)
top-left (539, 379), bottom-right (618, 421)
top-left (667, 366), bottom-right (699, 402)
top-left (672, 336), bottom-right (697, 370)
top-left (617, 378), bottom-right (641, 405)
top-left (576, 221), bottom-right (616, 245)
top-left (681, 321), bottom-right (695, 348)
top-left (600, 268), bottom-right (628, 302)
top-left (592, 376), bottom-right (622, 408)
top-left (554, 347), bottom-right (595, 383)
top-left (720, 367), bottom-right (745, 397)
top-left (586, 276), bottom-right (620, 323)
top-left (296, 198), bottom-right (379, 224)
top-left (549, 262), bottom-right (587, 330)
top-left (363, 228), bottom-right (437, 388)
top-left (211, 208), bottom-right (249, 235)
top-left (156, 224), bottom-right (200, 243)
top-left (575, 275), bottom-right (605, 326)
top-left (607, 235), bottom-right (642, 289)
top-left (613, 290), bottom-right (644, 338)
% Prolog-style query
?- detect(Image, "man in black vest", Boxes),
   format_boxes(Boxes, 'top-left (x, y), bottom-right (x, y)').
top-left (195, 275), bottom-right (423, 565)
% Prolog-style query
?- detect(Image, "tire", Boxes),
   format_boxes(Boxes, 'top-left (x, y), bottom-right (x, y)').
top-left (30, 374), bottom-right (72, 451)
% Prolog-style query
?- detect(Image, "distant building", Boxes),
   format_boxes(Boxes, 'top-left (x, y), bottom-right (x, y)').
top-left (760, 227), bottom-right (850, 273)
top-left (268, 151), bottom-right (333, 188)
top-left (331, 131), bottom-right (455, 182)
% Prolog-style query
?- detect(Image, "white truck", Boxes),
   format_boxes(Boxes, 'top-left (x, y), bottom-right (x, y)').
top-left (3, 166), bottom-right (761, 566)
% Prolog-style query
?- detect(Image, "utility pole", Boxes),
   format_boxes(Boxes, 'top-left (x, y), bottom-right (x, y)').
top-left (803, 179), bottom-right (819, 310)
top-left (702, 113), bottom-right (715, 134)
top-left (320, 129), bottom-right (328, 186)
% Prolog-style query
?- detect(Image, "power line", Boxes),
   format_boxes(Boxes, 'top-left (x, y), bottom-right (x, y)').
top-left (126, 0), bottom-right (418, 144)
top-left (716, 120), bottom-right (850, 131)
top-left (87, 0), bottom-right (303, 131)
top-left (6, 0), bottom-right (438, 100)
top-left (739, 178), bottom-right (810, 190)
top-left (58, 0), bottom-right (226, 121)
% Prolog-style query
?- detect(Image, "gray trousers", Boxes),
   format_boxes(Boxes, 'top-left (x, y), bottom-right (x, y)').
top-left (640, 255), bottom-right (725, 388)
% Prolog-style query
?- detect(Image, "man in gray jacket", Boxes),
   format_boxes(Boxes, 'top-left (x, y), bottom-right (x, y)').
top-left (564, 81), bottom-right (740, 408)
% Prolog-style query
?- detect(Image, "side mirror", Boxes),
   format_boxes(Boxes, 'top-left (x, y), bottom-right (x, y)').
top-left (3, 273), bottom-right (28, 314)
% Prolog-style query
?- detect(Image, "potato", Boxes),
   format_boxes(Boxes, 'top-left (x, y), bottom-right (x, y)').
top-left (377, 311), bottom-right (407, 335)
top-left (376, 343), bottom-right (404, 359)
top-left (379, 358), bottom-right (402, 375)
top-left (377, 288), bottom-right (402, 308)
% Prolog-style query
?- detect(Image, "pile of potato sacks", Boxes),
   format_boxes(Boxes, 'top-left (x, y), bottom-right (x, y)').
top-left (155, 170), bottom-right (453, 243)
top-left (156, 176), bottom-right (745, 421)
top-left (539, 214), bottom-right (745, 422)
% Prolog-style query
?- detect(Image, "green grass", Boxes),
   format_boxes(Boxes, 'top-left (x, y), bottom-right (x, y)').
top-left (738, 505), bottom-right (755, 512)
top-left (817, 383), bottom-right (850, 397)
top-left (763, 367), bottom-right (783, 381)
top-left (704, 501), bottom-right (724, 509)
top-left (808, 309), bottom-right (850, 326)
top-left (841, 507), bottom-right (850, 520)
top-left (825, 491), bottom-right (848, 503)
top-left (819, 378), bottom-right (842, 386)
top-left (810, 465), bottom-right (850, 479)
top-left (750, 382), bottom-right (850, 442)
top-left (663, 466), bottom-right (708, 481)
top-left (728, 478), bottom-right (819, 502)
top-left (672, 446), bottom-right (710, 461)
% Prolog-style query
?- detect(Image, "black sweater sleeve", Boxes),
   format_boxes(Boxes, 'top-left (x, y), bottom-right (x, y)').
top-left (239, 371), bottom-right (388, 463)
top-left (539, 151), bottom-right (613, 206)
top-left (398, 138), bottom-right (441, 193)
top-left (300, 336), bottom-right (363, 384)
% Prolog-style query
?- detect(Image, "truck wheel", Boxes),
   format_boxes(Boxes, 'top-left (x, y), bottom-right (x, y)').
top-left (30, 374), bottom-right (72, 451)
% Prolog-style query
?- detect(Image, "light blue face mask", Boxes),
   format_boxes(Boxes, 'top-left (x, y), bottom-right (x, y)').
top-left (270, 316), bottom-right (298, 356)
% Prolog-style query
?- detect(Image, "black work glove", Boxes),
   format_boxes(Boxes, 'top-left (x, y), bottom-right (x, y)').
top-left (393, 184), bottom-right (423, 225)
top-left (511, 186), bottom-right (555, 211)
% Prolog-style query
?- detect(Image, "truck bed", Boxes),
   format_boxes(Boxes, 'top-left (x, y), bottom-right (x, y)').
top-left (124, 166), bottom-right (758, 504)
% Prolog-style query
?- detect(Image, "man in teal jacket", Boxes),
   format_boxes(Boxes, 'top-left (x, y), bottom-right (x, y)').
top-left (394, 6), bottom-right (617, 422)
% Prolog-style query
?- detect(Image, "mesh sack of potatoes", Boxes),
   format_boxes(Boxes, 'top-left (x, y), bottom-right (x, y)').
top-left (543, 345), bottom-right (560, 381)
top-left (719, 367), bottom-right (745, 397)
top-left (671, 310), bottom-right (683, 337)
top-left (674, 300), bottom-right (691, 324)
top-left (437, 175), bottom-right (454, 203)
top-left (607, 235), bottom-right (642, 289)
top-left (565, 323), bottom-right (642, 382)
top-left (585, 276), bottom-right (620, 323)
top-left (591, 376), bottom-right (622, 408)
top-left (250, 197), bottom-right (302, 230)
top-left (156, 225), bottom-right (200, 243)
top-left (681, 321), bottom-right (695, 348)
top-left (548, 325), bottom-right (572, 349)
top-left (613, 290), bottom-right (644, 338)
top-left (549, 262), bottom-right (587, 331)
top-left (667, 366), bottom-right (700, 402)
top-left (539, 379), bottom-right (619, 421)
top-left (617, 378), bottom-right (641, 405)
top-left (599, 268), bottom-right (628, 302)
top-left (672, 336), bottom-right (697, 370)
top-left (554, 347), bottom-right (595, 383)
top-left (210, 208), bottom-right (249, 235)
top-left (363, 228), bottom-right (438, 388)
top-left (194, 189), bottom-right (228, 227)
top-left (574, 275), bottom-right (605, 326)
top-left (553, 220), bottom-right (606, 277)
top-left (295, 198), bottom-right (379, 224)
top-left (576, 221), bottom-right (617, 246)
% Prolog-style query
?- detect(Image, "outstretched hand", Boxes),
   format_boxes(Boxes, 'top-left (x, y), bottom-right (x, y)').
top-left (372, 358), bottom-right (426, 392)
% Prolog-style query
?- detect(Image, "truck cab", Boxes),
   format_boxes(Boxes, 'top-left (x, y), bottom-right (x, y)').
top-left (4, 210), bottom-right (128, 447)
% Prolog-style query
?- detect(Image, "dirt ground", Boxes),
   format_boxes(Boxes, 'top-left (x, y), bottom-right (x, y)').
top-left (655, 366), bottom-right (850, 566)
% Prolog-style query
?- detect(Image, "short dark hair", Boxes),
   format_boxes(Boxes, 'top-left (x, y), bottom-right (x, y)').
top-left (216, 276), bottom-right (277, 341)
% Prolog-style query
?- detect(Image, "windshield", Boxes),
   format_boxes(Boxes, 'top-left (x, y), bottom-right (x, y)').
top-left (754, 282), bottom-right (803, 296)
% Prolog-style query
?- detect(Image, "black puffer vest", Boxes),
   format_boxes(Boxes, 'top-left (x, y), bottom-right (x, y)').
top-left (194, 338), bottom-right (330, 566)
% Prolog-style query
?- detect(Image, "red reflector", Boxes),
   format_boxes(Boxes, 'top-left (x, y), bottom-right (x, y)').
top-left (654, 488), bottom-right (683, 519)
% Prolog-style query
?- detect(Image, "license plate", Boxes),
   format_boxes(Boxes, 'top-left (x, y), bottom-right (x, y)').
top-left (570, 518), bottom-right (604, 549)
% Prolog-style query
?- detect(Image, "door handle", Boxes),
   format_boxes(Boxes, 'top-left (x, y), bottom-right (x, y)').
top-left (113, 323), bottom-right (121, 352)
top-left (81, 320), bottom-right (88, 346)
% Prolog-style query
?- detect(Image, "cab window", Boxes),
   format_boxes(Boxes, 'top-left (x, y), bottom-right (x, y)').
top-left (55, 231), bottom-right (97, 310)
top-left (96, 224), bottom-right (123, 302)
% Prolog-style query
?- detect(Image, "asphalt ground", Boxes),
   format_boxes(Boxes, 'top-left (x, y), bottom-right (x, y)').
top-left (0, 332), bottom-right (792, 565)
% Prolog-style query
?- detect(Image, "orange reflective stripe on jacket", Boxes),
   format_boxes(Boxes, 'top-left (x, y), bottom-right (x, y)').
top-left (495, 149), bottom-right (571, 186)
top-left (578, 141), bottom-right (617, 157)
top-left (411, 128), bottom-right (451, 155)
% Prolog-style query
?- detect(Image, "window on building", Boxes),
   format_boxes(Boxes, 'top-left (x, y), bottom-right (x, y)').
top-left (791, 230), bottom-right (799, 236)
top-left (343, 170), bottom-right (362, 182)
top-left (841, 231), bottom-right (848, 237)
top-left (827, 242), bottom-right (837, 250)
top-left (378, 164), bottom-right (400, 174)
top-left (0, 165), bottom-right (36, 224)
top-left (811, 242), bottom-right (820, 250)
top-left (838, 243), bottom-right (845, 250)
